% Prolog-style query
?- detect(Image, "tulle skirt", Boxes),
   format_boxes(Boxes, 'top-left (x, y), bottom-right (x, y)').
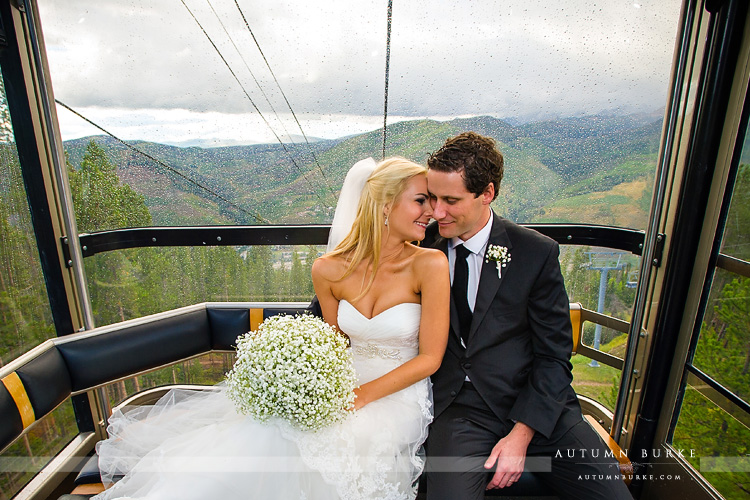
top-left (93, 357), bottom-right (432, 500)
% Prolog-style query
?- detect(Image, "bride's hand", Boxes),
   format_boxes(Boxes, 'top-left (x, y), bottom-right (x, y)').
top-left (350, 386), bottom-right (370, 411)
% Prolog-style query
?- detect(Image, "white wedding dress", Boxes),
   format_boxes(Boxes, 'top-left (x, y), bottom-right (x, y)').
top-left (93, 300), bottom-right (431, 500)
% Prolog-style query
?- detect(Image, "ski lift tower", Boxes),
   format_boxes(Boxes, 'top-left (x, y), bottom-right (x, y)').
top-left (586, 251), bottom-right (626, 366)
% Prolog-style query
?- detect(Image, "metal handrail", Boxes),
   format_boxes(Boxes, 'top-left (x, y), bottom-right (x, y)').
top-left (70, 223), bottom-right (647, 259)
top-left (685, 368), bottom-right (750, 428)
top-left (716, 253), bottom-right (750, 278)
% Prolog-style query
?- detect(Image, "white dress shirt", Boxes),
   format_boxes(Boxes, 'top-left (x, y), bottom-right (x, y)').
top-left (449, 213), bottom-right (493, 312)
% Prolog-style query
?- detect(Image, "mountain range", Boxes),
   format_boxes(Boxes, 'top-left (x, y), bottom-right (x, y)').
top-left (63, 113), bottom-right (665, 230)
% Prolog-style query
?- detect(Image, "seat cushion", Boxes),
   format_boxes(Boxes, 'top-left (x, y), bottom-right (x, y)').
top-left (74, 455), bottom-right (101, 485)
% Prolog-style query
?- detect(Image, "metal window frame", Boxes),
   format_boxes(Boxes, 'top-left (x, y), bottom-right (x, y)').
top-left (636, 1), bottom-right (750, 498)
top-left (0, 0), bottom-right (97, 434)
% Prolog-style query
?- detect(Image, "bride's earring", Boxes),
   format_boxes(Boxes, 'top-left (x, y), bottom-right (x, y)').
top-left (384, 215), bottom-right (389, 226)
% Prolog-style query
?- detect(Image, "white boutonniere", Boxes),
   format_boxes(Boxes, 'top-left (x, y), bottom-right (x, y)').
top-left (485, 244), bottom-right (511, 278)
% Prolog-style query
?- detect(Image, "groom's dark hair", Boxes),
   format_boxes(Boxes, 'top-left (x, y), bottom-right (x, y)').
top-left (427, 132), bottom-right (504, 201)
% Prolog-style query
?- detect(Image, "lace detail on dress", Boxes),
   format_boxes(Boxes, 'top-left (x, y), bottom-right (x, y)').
top-left (352, 343), bottom-right (403, 360)
top-left (418, 380), bottom-right (434, 419)
top-left (277, 375), bottom-right (431, 500)
top-left (278, 418), bottom-right (409, 500)
top-left (353, 334), bottom-right (420, 349)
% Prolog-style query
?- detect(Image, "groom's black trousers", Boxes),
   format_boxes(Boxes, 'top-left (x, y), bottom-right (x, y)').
top-left (424, 383), bottom-right (633, 500)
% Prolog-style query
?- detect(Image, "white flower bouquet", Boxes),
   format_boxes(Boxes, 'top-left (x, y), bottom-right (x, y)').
top-left (226, 314), bottom-right (357, 431)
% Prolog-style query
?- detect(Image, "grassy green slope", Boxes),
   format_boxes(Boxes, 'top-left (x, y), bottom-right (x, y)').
top-left (63, 112), bottom-right (663, 227)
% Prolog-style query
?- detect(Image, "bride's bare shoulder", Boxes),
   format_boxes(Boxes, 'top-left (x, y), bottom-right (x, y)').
top-left (412, 245), bottom-right (447, 261)
top-left (312, 253), bottom-right (348, 281)
top-left (411, 246), bottom-right (448, 272)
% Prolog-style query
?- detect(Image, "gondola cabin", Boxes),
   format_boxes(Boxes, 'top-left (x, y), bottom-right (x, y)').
top-left (0, 0), bottom-right (748, 499)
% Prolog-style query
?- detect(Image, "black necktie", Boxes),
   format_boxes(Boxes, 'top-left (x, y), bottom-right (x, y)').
top-left (452, 244), bottom-right (473, 346)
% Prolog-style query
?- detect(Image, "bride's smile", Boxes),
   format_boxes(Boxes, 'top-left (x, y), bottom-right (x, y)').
top-left (384, 175), bottom-right (433, 243)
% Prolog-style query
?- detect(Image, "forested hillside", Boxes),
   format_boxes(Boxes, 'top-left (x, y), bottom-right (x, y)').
top-left (63, 113), bottom-right (662, 228)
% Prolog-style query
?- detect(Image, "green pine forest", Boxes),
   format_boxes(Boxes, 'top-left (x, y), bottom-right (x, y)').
top-left (0, 111), bottom-right (748, 497)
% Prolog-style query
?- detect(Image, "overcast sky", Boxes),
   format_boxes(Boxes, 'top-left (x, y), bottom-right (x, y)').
top-left (38, 0), bottom-right (682, 147)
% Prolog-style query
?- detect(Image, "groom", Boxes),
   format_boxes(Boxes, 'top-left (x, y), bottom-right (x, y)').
top-left (423, 132), bottom-right (632, 500)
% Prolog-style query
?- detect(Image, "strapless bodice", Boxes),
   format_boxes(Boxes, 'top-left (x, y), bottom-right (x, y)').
top-left (337, 299), bottom-right (421, 363)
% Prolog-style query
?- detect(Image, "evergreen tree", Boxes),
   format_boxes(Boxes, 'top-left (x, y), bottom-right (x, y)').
top-left (289, 249), bottom-right (305, 300)
top-left (69, 141), bottom-right (152, 325)
top-left (69, 140), bottom-right (151, 232)
top-left (0, 145), bottom-right (55, 362)
top-left (303, 244), bottom-right (321, 297)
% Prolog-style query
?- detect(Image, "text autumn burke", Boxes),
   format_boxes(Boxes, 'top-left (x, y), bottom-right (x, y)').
top-left (554, 448), bottom-right (696, 459)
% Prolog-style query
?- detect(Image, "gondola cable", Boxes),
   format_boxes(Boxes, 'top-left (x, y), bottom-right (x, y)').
top-left (55, 99), bottom-right (271, 224)
top-left (382, 0), bottom-right (393, 160)
top-left (180, 0), bottom-right (331, 209)
top-left (232, 0), bottom-right (335, 202)
top-left (204, 1), bottom-right (299, 164)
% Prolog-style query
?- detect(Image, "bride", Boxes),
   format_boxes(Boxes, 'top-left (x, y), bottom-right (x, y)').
top-left (93, 157), bottom-right (450, 500)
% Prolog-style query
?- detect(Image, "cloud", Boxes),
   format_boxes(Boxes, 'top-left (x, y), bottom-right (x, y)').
top-left (55, 105), bottom-right (395, 146)
top-left (39, 0), bottom-right (681, 144)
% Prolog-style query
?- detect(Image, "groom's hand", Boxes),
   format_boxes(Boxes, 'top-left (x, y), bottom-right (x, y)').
top-left (484, 422), bottom-right (535, 489)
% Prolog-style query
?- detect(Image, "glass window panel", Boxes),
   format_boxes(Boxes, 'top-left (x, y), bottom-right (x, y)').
top-left (38, 1), bottom-right (681, 228)
top-left (673, 99), bottom-right (750, 499)
top-left (559, 243), bottom-right (633, 412)
top-left (0, 70), bottom-right (78, 498)
top-left (83, 242), bottom-right (643, 328)
top-left (0, 72), bottom-right (57, 362)
top-left (692, 269), bottom-right (750, 402)
top-left (672, 385), bottom-right (750, 499)
top-left (85, 245), bottom-right (323, 327)
top-left (720, 160), bottom-right (750, 261)
top-left (102, 353), bottom-right (235, 409)
top-left (579, 324), bottom-right (629, 356)
top-left (0, 401), bottom-right (78, 499)
top-left (560, 245), bottom-right (641, 319)
top-left (692, 125), bottom-right (750, 403)
top-left (571, 351), bottom-right (622, 412)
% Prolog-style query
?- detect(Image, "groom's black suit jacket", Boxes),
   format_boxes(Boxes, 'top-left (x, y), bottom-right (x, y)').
top-left (424, 212), bottom-right (582, 442)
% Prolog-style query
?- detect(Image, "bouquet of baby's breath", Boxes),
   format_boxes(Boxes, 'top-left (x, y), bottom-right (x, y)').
top-left (226, 314), bottom-right (357, 431)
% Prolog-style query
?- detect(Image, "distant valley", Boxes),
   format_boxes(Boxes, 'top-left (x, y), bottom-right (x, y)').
top-left (63, 113), bottom-right (664, 230)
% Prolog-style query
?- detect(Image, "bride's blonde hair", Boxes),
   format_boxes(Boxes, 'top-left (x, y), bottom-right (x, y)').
top-left (328, 157), bottom-right (427, 299)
